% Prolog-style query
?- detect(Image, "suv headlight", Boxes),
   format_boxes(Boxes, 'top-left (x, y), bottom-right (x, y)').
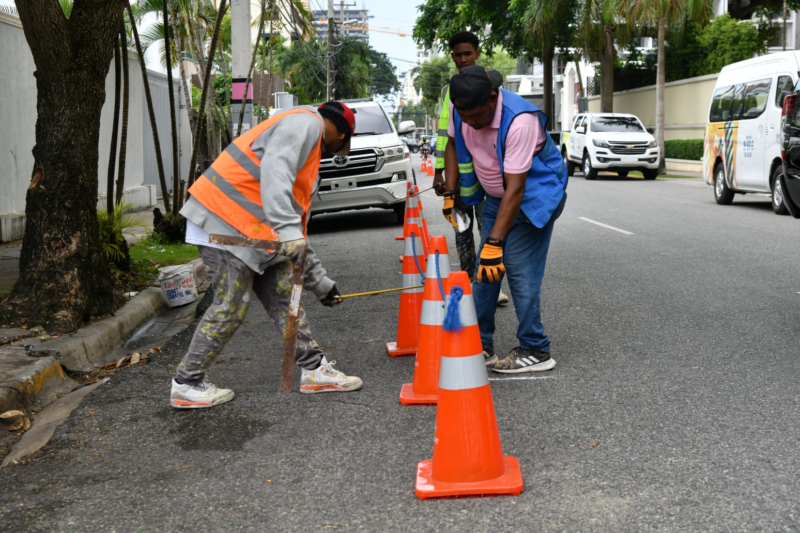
top-left (646, 140), bottom-right (658, 148)
top-left (381, 145), bottom-right (406, 163)
top-left (592, 139), bottom-right (610, 148)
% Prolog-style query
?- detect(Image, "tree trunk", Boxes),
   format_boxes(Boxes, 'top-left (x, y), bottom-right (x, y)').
top-left (237, 1), bottom-right (267, 138)
top-left (170, 5), bottom-right (195, 135)
top-left (127, 2), bottom-right (171, 213)
top-left (1, 0), bottom-right (122, 332)
top-left (115, 19), bottom-right (130, 206)
top-left (106, 31), bottom-right (121, 215)
top-left (221, 59), bottom-right (234, 135)
top-left (186, 0), bottom-right (228, 190)
top-left (542, 45), bottom-right (554, 131)
top-left (163, 0), bottom-right (180, 215)
top-left (600, 23), bottom-right (615, 113)
top-left (574, 53), bottom-right (585, 99)
top-left (656, 17), bottom-right (666, 175)
top-left (260, 39), bottom-right (267, 121)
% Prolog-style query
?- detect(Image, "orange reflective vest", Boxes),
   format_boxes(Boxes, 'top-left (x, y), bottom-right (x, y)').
top-left (187, 108), bottom-right (324, 241)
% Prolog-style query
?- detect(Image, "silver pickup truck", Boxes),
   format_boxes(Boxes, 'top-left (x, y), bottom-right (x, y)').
top-left (310, 99), bottom-right (417, 223)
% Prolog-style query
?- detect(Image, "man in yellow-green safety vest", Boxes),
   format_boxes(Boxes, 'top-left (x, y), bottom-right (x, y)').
top-left (434, 31), bottom-right (508, 307)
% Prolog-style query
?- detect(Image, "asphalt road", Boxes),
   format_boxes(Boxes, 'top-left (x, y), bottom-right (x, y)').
top-left (3, 155), bottom-right (800, 532)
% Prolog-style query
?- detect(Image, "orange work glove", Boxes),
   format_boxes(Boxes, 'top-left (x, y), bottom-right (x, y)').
top-left (477, 238), bottom-right (505, 282)
top-left (442, 191), bottom-right (458, 229)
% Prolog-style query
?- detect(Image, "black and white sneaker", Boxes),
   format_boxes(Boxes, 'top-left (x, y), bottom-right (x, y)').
top-left (482, 345), bottom-right (498, 366)
top-left (490, 347), bottom-right (556, 374)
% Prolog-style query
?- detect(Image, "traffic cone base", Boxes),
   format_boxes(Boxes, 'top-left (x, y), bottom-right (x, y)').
top-left (385, 341), bottom-right (416, 357)
top-left (415, 456), bottom-right (523, 499)
top-left (399, 382), bottom-right (437, 405)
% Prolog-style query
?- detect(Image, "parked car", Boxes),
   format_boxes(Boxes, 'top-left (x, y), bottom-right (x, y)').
top-left (400, 136), bottom-right (419, 153)
top-left (562, 113), bottom-right (660, 180)
top-left (704, 51), bottom-right (798, 212)
top-left (779, 84), bottom-right (800, 217)
top-left (310, 98), bottom-right (416, 223)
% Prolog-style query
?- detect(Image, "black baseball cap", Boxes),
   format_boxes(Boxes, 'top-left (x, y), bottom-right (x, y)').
top-left (449, 65), bottom-right (503, 111)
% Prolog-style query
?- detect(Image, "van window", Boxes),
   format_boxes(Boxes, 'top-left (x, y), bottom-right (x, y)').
top-left (575, 116), bottom-right (585, 130)
top-left (709, 85), bottom-right (736, 122)
top-left (776, 76), bottom-right (794, 106)
top-left (730, 84), bottom-right (746, 119)
top-left (741, 79), bottom-right (772, 119)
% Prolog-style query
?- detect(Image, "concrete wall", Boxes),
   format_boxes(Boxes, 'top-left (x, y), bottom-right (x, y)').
top-left (587, 74), bottom-right (719, 140)
top-left (0, 13), bottom-right (190, 242)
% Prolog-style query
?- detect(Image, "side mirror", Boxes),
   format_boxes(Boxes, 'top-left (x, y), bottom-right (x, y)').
top-left (398, 120), bottom-right (416, 135)
top-left (647, 127), bottom-right (655, 135)
top-left (780, 91), bottom-right (792, 108)
top-left (576, 126), bottom-right (586, 134)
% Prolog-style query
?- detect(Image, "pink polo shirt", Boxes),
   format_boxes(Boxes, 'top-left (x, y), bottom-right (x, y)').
top-left (448, 90), bottom-right (546, 199)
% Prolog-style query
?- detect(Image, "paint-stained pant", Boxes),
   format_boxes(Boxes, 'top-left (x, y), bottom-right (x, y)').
top-left (454, 199), bottom-right (484, 277)
top-left (175, 246), bottom-right (324, 386)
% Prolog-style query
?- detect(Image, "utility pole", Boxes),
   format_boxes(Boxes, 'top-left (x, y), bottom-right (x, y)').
top-left (231, 0), bottom-right (253, 136)
top-left (326, 0), bottom-right (334, 101)
top-left (783, 0), bottom-right (788, 51)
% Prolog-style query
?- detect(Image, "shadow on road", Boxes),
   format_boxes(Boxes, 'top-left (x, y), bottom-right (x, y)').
top-left (308, 208), bottom-right (402, 235)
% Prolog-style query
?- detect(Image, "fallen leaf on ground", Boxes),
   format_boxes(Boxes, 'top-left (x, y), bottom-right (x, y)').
top-left (0, 410), bottom-right (24, 419)
top-left (587, 440), bottom-right (601, 449)
top-left (22, 417), bottom-right (30, 431)
top-left (130, 353), bottom-right (141, 365)
top-left (115, 356), bottom-right (128, 368)
top-left (9, 418), bottom-right (24, 431)
top-left (88, 411), bottom-right (95, 417)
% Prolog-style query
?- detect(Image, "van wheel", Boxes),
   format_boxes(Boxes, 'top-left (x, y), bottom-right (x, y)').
top-left (714, 163), bottom-right (735, 205)
top-left (643, 169), bottom-right (658, 180)
top-left (563, 150), bottom-right (575, 177)
top-left (772, 165), bottom-right (789, 215)
top-left (583, 153), bottom-right (597, 180)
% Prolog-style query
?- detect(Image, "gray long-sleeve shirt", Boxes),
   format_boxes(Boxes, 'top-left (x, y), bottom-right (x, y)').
top-left (180, 108), bottom-right (334, 299)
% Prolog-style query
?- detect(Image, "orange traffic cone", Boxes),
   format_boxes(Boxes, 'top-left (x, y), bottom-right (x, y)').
top-left (421, 156), bottom-right (428, 173)
top-left (386, 220), bottom-right (427, 357)
top-left (398, 187), bottom-right (428, 263)
top-left (415, 185), bottom-right (431, 250)
top-left (395, 182), bottom-right (412, 242)
top-left (400, 236), bottom-right (450, 405)
top-left (426, 156), bottom-right (435, 177)
top-left (415, 271), bottom-right (524, 499)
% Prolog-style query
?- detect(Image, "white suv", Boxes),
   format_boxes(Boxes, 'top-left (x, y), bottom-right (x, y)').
top-left (563, 113), bottom-right (660, 180)
top-left (311, 99), bottom-right (416, 223)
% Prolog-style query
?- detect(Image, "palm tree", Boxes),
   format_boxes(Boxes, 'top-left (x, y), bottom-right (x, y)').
top-left (126, 0), bottom-right (171, 212)
top-left (185, 0), bottom-right (229, 198)
top-left (576, 0), bottom-right (624, 112)
top-left (107, 27), bottom-right (122, 215)
top-left (161, 0), bottom-right (180, 214)
top-left (115, 18), bottom-right (130, 206)
top-left (237, 0), bottom-right (267, 138)
top-left (626, 0), bottom-right (713, 173)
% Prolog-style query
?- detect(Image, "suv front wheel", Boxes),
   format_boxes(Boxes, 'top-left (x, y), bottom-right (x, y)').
top-left (583, 152), bottom-right (597, 180)
top-left (714, 163), bottom-right (735, 205)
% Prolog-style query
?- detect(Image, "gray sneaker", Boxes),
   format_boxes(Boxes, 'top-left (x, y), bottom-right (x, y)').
top-left (490, 347), bottom-right (556, 374)
top-left (497, 291), bottom-right (510, 307)
top-left (482, 345), bottom-right (498, 366)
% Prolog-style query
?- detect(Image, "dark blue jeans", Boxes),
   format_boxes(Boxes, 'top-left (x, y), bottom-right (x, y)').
top-left (473, 193), bottom-right (566, 353)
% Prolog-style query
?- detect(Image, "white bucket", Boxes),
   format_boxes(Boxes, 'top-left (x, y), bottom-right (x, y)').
top-left (158, 263), bottom-right (199, 307)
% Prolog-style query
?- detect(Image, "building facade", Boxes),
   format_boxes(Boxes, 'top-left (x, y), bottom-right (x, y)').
top-left (311, 3), bottom-right (370, 42)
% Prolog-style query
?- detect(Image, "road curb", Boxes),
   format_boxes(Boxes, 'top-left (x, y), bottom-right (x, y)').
top-left (36, 259), bottom-right (207, 373)
top-left (0, 348), bottom-right (77, 419)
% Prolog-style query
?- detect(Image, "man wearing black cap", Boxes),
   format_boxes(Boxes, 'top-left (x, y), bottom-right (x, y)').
top-left (445, 66), bottom-right (568, 374)
top-left (172, 102), bottom-right (362, 408)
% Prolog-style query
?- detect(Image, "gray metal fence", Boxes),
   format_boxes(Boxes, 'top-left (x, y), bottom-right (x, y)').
top-left (142, 70), bottom-right (183, 198)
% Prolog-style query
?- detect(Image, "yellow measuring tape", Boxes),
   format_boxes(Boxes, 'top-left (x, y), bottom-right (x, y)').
top-left (341, 277), bottom-right (478, 299)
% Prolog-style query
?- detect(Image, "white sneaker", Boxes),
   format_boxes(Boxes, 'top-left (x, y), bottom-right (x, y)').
top-left (497, 291), bottom-right (510, 307)
top-left (300, 360), bottom-right (363, 394)
top-left (170, 379), bottom-right (235, 409)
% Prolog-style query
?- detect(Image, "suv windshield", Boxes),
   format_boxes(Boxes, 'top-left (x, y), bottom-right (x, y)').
top-left (590, 117), bottom-right (644, 133)
top-left (352, 106), bottom-right (394, 135)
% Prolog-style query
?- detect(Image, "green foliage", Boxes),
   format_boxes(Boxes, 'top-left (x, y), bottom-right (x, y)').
top-left (273, 38), bottom-right (398, 104)
top-left (97, 203), bottom-right (147, 263)
top-left (699, 14), bottom-right (770, 74)
top-left (664, 139), bottom-right (704, 160)
top-left (411, 51), bottom-right (518, 117)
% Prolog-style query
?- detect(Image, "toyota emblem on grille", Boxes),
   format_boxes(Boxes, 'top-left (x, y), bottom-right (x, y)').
top-left (626, 145), bottom-right (633, 149)
top-left (332, 155), bottom-right (349, 167)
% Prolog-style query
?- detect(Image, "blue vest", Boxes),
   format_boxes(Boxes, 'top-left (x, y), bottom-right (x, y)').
top-left (453, 88), bottom-right (568, 228)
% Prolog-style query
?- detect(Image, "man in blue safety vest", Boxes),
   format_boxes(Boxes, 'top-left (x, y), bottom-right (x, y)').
top-left (444, 65), bottom-right (568, 373)
top-left (433, 31), bottom-right (509, 307)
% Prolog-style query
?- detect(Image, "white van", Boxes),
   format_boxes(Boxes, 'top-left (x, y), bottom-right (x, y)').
top-left (703, 52), bottom-right (798, 213)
